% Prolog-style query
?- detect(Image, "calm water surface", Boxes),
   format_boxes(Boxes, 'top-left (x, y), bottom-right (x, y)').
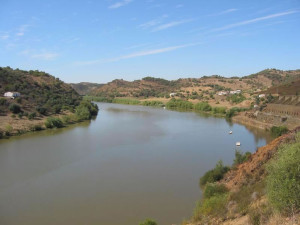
top-left (0, 103), bottom-right (273, 225)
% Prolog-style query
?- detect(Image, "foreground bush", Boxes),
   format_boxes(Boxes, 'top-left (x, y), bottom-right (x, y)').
top-left (139, 219), bottom-right (157, 225)
top-left (270, 126), bottom-right (288, 137)
top-left (193, 193), bottom-right (228, 220)
top-left (194, 102), bottom-right (212, 112)
top-left (199, 160), bottom-right (230, 188)
top-left (266, 133), bottom-right (300, 213)
top-left (233, 150), bottom-right (251, 167)
top-left (203, 183), bottom-right (228, 199)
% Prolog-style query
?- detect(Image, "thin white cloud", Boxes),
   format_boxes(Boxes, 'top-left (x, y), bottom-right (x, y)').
top-left (176, 4), bottom-right (184, 8)
top-left (152, 19), bottom-right (194, 32)
top-left (211, 10), bottom-right (298, 32)
top-left (209, 8), bottom-right (238, 16)
top-left (0, 34), bottom-right (9, 40)
top-left (138, 14), bottom-right (168, 29)
top-left (32, 53), bottom-right (59, 60)
top-left (76, 42), bottom-right (200, 65)
top-left (16, 24), bottom-right (31, 37)
top-left (109, 0), bottom-right (133, 9)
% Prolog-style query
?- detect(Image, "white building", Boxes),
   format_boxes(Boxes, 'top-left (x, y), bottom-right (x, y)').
top-left (258, 94), bottom-right (266, 98)
top-left (4, 92), bottom-right (21, 98)
top-left (170, 93), bottom-right (177, 97)
top-left (217, 91), bottom-right (228, 96)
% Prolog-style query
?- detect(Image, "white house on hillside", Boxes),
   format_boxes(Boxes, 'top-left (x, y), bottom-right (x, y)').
top-left (4, 92), bottom-right (21, 98)
top-left (170, 93), bottom-right (177, 97)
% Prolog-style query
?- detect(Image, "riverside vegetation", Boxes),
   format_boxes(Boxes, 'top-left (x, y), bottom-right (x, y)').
top-left (0, 67), bottom-right (98, 138)
top-left (189, 129), bottom-right (300, 225)
top-left (84, 96), bottom-right (248, 118)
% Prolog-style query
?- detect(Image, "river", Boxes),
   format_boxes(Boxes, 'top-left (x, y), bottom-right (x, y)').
top-left (0, 103), bottom-right (273, 225)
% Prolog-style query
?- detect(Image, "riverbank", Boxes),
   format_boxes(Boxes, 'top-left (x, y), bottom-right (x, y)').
top-left (185, 127), bottom-right (300, 225)
top-left (0, 101), bottom-right (98, 139)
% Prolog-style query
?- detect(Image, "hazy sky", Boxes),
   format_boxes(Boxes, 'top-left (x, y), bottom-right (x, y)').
top-left (0, 0), bottom-right (300, 83)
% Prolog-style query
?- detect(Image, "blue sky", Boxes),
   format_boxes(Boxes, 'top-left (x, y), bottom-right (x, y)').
top-left (0, 0), bottom-right (300, 83)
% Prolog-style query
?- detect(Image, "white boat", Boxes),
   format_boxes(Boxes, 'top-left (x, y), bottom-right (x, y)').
top-left (236, 142), bottom-right (241, 146)
top-left (229, 131), bottom-right (233, 134)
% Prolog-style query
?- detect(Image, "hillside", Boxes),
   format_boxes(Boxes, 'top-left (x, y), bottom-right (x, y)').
top-left (70, 82), bottom-right (104, 95)
top-left (0, 67), bottom-right (100, 137)
top-left (187, 127), bottom-right (300, 225)
top-left (261, 78), bottom-right (300, 95)
top-left (90, 69), bottom-right (300, 100)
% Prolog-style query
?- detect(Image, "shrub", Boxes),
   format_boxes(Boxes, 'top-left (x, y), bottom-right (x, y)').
top-left (28, 112), bottom-right (36, 120)
top-left (266, 135), bottom-right (300, 213)
top-left (194, 102), bottom-right (212, 112)
top-left (199, 160), bottom-right (230, 188)
top-left (36, 106), bottom-right (47, 115)
top-left (194, 194), bottom-right (228, 220)
top-left (139, 219), bottom-right (157, 225)
top-left (203, 183), bottom-right (228, 199)
top-left (233, 150), bottom-right (251, 166)
top-left (212, 106), bottom-right (226, 114)
top-left (270, 126), bottom-right (288, 137)
top-left (166, 98), bottom-right (194, 110)
top-left (45, 117), bottom-right (63, 128)
top-left (75, 101), bottom-right (99, 121)
top-left (9, 104), bottom-right (21, 114)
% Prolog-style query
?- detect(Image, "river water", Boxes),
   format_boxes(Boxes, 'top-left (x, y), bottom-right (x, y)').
top-left (0, 103), bottom-right (272, 225)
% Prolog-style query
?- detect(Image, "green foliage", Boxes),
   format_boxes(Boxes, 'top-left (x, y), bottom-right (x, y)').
top-left (83, 96), bottom-right (113, 103)
top-left (139, 219), bottom-right (157, 225)
top-left (233, 150), bottom-right (252, 166)
top-left (227, 93), bottom-right (246, 104)
top-left (112, 98), bottom-right (141, 105)
top-left (212, 106), bottom-right (226, 115)
top-left (45, 117), bottom-right (63, 128)
top-left (193, 193), bottom-right (228, 220)
top-left (199, 160), bottom-right (230, 188)
top-left (270, 126), bottom-right (288, 137)
top-left (194, 102), bottom-right (212, 112)
top-left (266, 135), bottom-right (300, 213)
top-left (203, 183), bottom-right (228, 199)
top-left (0, 67), bottom-right (81, 114)
top-left (226, 107), bottom-right (247, 118)
top-left (166, 98), bottom-right (194, 110)
top-left (75, 101), bottom-right (99, 121)
top-left (142, 101), bottom-right (163, 107)
top-left (9, 104), bottom-right (21, 114)
top-left (0, 98), bottom-right (7, 105)
top-left (28, 112), bottom-right (36, 120)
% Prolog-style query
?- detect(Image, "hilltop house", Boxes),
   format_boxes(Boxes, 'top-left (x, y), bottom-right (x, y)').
top-left (170, 93), bottom-right (177, 97)
top-left (4, 92), bottom-right (21, 98)
top-left (259, 94), bottom-right (266, 98)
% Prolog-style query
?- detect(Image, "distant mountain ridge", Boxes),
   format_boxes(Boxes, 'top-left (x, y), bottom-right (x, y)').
top-left (82, 69), bottom-right (300, 98)
top-left (70, 82), bottom-right (104, 95)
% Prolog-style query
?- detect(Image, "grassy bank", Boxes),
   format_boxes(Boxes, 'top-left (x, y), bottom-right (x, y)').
top-left (85, 96), bottom-right (248, 118)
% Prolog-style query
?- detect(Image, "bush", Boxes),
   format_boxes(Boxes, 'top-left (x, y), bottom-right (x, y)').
top-left (270, 126), bottom-right (288, 137)
top-left (194, 102), bottom-right (212, 112)
top-left (36, 106), bottom-right (47, 115)
top-left (203, 183), bottom-right (228, 199)
top-left (266, 134), bottom-right (300, 213)
top-left (193, 193), bottom-right (228, 220)
top-left (139, 219), bottom-right (157, 225)
top-left (166, 98), bottom-right (194, 110)
top-left (199, 160), bottom-right (230, 188)
top-left (212, 106), bottom-right (226, 114)
top-left (233, 150), bottom-right (251, 166)
top-left (45, 117), bottom-right (63, 128)
top-left (9, 104), bottom-right (21, 114)
top-left (75, 101), bottom-right (99, 121)
top-left (28, 112), bottom-right (36, 120)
